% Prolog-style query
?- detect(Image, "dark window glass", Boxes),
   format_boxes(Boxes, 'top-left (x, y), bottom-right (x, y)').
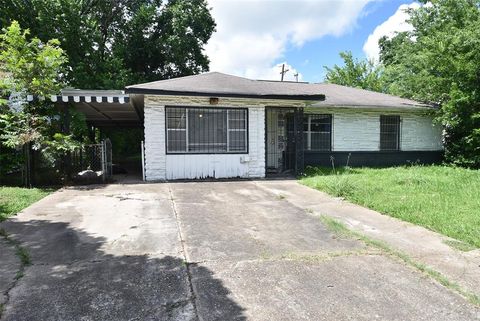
top-left (166, 107), bottom-right (248, 153)
top-left (303, 114), bottom-right (332, 151)
top-left (380, 115), bottom-right (400, 151)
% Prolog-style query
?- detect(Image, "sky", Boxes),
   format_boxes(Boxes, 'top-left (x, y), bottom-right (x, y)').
top-left (204, 0), bottom-right (420, 83)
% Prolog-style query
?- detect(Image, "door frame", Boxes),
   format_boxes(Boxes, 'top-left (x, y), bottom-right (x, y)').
top-left (264, 107), bottom-right (304, 176)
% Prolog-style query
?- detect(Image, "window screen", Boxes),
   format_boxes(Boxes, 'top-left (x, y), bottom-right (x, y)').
top-left (166, 107), bottom-right (248, 153)
top-left (380, 115), bottom-right (400, 151)
top-left (303, 114), bottom-right (332, 151)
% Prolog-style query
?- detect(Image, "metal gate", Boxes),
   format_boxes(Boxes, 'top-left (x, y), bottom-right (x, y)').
top-left (265, 108), bottom-right (296, 174)
top-left (71, 139), bottom-right (112, 182)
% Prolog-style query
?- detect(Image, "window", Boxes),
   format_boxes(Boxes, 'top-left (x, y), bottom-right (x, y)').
top-left (166, 107), bottom-right (248, 153)
top-left (380, 115), bottom-right (401, 151)
top-left (303, 114), bottom-right (332, 151)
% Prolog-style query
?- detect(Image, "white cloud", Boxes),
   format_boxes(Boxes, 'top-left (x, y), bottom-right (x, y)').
top-left (363, 2), bottom-right (420, 62)
top-left (205, 0), bottom-right (374, 80)
top-left (246, 62), bottom-right (303, 82)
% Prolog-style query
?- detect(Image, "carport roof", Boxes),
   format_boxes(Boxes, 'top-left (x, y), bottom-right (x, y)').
top-left (125, 72), bottom-right (430, 109)
top-left (53, 90), bottom-right (143, 128)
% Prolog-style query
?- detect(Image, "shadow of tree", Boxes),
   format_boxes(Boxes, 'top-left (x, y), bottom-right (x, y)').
top-left (0, 219), bottom-right (246, 321)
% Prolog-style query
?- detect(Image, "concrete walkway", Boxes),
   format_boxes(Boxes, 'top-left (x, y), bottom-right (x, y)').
top-left (0, 181), bottom-right (479, 320)
top-left (255, 180), bottom-right (480, 300)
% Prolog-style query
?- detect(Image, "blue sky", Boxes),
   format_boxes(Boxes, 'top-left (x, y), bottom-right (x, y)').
top-left (285, 0), bottom-right (414, 82)
top-left (205, 0), bottom-right (417, 83)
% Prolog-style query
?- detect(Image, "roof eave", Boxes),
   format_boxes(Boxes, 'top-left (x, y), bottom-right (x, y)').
top-left (124, 88), bottom-right (325, 101)
top-left (309, 103), bottom-right (436, 110)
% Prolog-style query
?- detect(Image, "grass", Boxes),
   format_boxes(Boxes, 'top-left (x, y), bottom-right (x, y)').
top-left (318, 215), bottom-right (480, 307)
top-left (300, 165), bottom-right (480, 249)
top-left (0, 187), bottom-right (52, 221)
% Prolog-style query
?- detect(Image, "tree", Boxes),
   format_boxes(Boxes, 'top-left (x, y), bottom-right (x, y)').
top-left (380, 0), bottom-right (480, 167)
top-left (324, 51), bottom-right (384, 92)
top-left (0, 0), bottom-right (216, 89)
top-left (0, 21), bottom-right (78, 186)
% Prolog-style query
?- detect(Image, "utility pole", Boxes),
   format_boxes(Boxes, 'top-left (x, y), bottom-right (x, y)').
top-left (280, 63), bottom-right (289, 81)
top-left (294, 73), bottom-right (299, 82)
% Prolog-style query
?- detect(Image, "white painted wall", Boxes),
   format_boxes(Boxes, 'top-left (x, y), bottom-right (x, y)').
top-left (144, 99), bottom-right (443, 180)
top-left (333, 112), bottom-right (380, 151)
top-left (401, 114), bottom-right (443, 151)
top-left (144, 105), bottom-right (265, 181)
top-left (144, 106), bottom-right (166, 181)
top-left (324, 110), bottom-right (443, 152)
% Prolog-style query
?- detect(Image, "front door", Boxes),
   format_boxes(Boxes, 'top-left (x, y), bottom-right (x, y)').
top-left (266, 108), bottom-right (295, 174)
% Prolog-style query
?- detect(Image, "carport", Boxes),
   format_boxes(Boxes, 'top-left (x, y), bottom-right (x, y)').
top-left (50, 90), bottom-right (145, 180)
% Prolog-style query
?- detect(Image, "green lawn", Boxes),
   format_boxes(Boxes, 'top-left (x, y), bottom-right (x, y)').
top-left (0, 187), bottom-right (52, 221)
top-left (300, 166), bottom-right (480, 249)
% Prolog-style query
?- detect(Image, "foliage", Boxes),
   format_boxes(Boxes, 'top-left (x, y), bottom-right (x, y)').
top-left (0, 22), bottom-right (79, 170)
top-left (379, 0), bottom-right (480, 167)
top-left (0, 186), bottom-right (52, 221)
top-left (324, 51), bottom-right (384, 92)
top-left (0, 0), bottom-right (216, 89)
top-left (301, 166), bottom-right (480, 248)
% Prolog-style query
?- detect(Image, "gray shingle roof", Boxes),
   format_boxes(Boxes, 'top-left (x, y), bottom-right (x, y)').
top-left (125, 72), bottom-right (430, 109)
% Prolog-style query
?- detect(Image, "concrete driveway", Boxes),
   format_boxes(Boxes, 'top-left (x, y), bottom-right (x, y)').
top-left (0, 181), bottom-right (478, 321)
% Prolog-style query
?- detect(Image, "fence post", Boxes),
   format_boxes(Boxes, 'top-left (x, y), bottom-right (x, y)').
top-left (101, 140), bottom-right (106, 183)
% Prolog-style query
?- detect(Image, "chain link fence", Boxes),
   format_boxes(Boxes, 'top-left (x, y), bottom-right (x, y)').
top-left (71, 139), bottom-right (112, 183)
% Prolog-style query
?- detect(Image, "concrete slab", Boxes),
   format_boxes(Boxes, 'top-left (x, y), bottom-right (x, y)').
top-left (254, 180), bottom-right (480, 299)
top-left (0, 184), bottom-right (194, 320)
top-left (1, 184), bottom-right (182, 264)
top-left (0, 238), bottom-right (20, 307)
top-left (1, 256), bottom-right (195, 321)
top-left (1, 180), bottom-right (479, 320)
top-left (192, 255), bottom-right (479, 321)
top-left (169, 181), bottom-right (362, 262)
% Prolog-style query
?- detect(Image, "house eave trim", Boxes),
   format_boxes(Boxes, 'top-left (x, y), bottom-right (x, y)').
top-left (125, 88), bottom-right (325, 101)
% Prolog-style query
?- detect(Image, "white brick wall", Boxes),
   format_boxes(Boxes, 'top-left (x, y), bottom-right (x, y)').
top-left (401, 114), bottom-right (443, 151)
top-left (143, 102), bottom-right (265, 180)
top-left (144, 98), bottom-right (443, 180)
top-left (306, 108), bottom-right (443, 152)
top-left (333, 112), bottom-right (380, 151)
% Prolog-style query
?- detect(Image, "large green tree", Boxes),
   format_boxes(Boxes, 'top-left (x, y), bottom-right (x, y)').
top-left (380, 0), bottom-right (480, 167)
top-left (0, 0), bottom-right (216, 89)
top-left (324, 51), bottom-right (384, 92)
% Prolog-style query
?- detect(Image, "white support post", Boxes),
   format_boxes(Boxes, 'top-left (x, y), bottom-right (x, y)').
top-left (141, 140), bottom-right (146, 181)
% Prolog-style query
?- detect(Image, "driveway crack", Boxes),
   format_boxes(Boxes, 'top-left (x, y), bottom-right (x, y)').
top-left (167, 185), bottom-right (200, 321)
top-left (0, 229), bottom-right (31, 320)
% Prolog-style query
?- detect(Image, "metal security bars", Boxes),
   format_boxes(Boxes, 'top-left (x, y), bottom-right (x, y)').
top-left (380, 115), bottom-right (401, 151)
top-left (166, 107), bottom-right (248, 154)
top-left (303, 114), bottom-right (332, 151)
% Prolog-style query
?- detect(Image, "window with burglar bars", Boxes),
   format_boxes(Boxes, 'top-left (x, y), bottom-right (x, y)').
top-left (380, 115), bottom-right (401, 151)
top-left (166, 107), bottom-right (248, 154)
top-left (303, 114), bottom-right (332, 151)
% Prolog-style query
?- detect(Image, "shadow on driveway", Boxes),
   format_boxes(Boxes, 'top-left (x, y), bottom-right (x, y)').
top-left (0, 219), bottom-right (246, 321)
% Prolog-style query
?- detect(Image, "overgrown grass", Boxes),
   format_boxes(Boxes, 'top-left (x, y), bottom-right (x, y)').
top-left (301, 166), bottom-right (480, 248)
top-left (0, 187), bottom-right (52, 221)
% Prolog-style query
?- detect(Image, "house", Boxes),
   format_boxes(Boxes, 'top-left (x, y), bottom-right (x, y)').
top-left (52, 72), bottom-right (443, 181)
top-left (124, 72), bottom-right (443, 180)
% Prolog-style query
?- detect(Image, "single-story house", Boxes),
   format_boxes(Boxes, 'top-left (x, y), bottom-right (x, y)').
top-left (54, 72), bottom-right (443, 181)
